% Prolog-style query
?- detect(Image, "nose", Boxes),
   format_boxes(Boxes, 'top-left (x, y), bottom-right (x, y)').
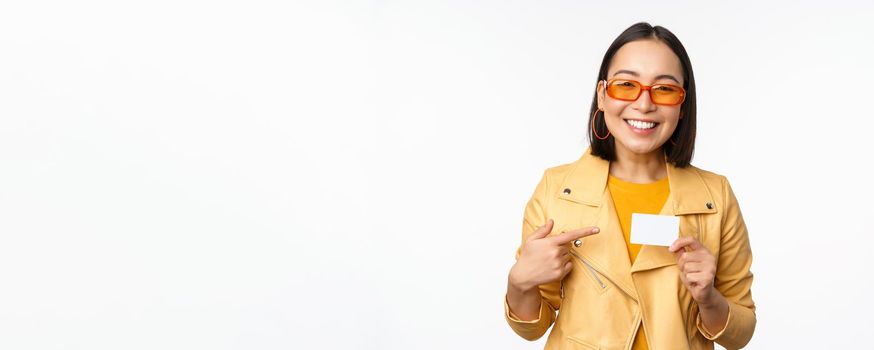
top-left (632, 89), bottom-right (656, 113)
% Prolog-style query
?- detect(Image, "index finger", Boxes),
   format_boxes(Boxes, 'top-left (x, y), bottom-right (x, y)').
top-left (549, 227), bottom-right (600, 245)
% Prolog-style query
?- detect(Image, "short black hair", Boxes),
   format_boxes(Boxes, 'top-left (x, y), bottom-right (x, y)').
top-left (588, 22), bottom-right (697, 168)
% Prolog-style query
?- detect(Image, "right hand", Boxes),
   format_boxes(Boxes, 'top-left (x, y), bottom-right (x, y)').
top-left (509, 219), bottom-right (600, 291)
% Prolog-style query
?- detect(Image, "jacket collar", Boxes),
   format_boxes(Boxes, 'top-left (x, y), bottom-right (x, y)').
top-left (557, 146), bottom-right (717, 215)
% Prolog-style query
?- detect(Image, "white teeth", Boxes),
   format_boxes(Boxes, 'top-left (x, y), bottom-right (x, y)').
top-left (626, 119), bottom-right (656, 130)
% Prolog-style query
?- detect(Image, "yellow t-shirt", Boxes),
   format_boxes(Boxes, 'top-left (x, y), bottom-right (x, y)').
top-left (607, 173), bottom-right (671, 350)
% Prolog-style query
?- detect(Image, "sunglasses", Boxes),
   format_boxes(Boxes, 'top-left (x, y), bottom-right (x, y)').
top-left (603, 79), bottom-right (686, 106)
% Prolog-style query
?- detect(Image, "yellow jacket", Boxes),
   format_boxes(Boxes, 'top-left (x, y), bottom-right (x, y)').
top-left (504, 146), bottom-right (756, 349)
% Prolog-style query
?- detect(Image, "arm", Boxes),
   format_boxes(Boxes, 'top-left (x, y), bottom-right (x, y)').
top-left (503, 170), bottom-right (561, 341)
top-left (696, 177), bottom-right (757, 348)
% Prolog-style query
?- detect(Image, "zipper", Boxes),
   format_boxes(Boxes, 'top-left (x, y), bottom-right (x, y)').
top-left (569, 251), bottom-right (644, 349)
top-left (569, 251), bottom-right (605, 289)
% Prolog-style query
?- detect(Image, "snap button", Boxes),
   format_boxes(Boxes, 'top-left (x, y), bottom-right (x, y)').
top-left (563, 188), bottom-right (572, 194)
top-left (574, 239), bottom-right (582, 247)
top-left (706, 202), bottom-right (713, 209)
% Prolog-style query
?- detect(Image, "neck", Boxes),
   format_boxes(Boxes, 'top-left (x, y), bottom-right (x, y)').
top-left (609, 146), bottom-right (667, 183)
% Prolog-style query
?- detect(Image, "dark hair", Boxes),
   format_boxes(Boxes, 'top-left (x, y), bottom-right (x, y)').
top-left (588, 22), bottom-right (696, 168)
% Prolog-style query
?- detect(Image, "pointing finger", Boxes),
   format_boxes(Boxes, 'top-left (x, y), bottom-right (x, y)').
top-left (550, 226), bottom-right (600, 245)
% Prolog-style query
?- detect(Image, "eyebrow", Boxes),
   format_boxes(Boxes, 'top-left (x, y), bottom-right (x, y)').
top-left (612, 70), bottom-right (681, 84)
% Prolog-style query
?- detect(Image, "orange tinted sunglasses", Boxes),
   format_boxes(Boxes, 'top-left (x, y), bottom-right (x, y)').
top-left (603, 79), bottom-right (686, 106)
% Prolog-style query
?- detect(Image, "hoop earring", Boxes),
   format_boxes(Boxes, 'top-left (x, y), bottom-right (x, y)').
top-left (591, 109), bottom-right (610, 140)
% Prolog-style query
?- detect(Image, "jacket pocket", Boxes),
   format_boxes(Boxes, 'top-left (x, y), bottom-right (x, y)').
top-left (567, 335), bottom-right (600, 349)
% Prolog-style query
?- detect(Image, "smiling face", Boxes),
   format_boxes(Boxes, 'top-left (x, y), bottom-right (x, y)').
top-left (597, 39), bottom-right (685, 157)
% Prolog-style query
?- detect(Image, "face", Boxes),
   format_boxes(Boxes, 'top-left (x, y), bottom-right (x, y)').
top-left (597, 39), bottom-right (685, 157)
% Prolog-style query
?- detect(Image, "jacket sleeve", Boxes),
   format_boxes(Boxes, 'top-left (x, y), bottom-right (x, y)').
top-left (696, 176), bottom-right (757, 349)
top-left (504, 170), bottom-right (561, 341)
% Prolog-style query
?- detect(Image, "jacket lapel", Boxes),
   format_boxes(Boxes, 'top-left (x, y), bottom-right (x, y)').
top-left (560, 147), bottom-right (636, 299)
top-left (631, 152), bottom-right (719, 273)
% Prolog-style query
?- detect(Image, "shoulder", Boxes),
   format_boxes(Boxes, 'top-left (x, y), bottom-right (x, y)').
top-left (687, 164), bottom-right (730, 187)
top-left (524, 159), bottom-right (579, 202)
top-left (541, 160), bottom-right (577, 183)
top-left (684, 164), bottom-right (740, 209)
top-left (536, 156), bottom-right (587, 195)
top-left (538, 149), bottom-right (598, 185)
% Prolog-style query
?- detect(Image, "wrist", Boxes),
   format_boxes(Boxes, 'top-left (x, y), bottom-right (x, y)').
top-left (508, 266), bottom-right (536, 293)
top-left (697, 288), bottom-right (727, 310)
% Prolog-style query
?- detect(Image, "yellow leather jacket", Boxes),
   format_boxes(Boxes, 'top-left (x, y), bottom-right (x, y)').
top-left (504, 146), bottom-right (756, 349)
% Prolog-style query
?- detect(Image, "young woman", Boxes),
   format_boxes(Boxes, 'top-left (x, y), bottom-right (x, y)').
top-left (504, 22), bottom-right (756, 350)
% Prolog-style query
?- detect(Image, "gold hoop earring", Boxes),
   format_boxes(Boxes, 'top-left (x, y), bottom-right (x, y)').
top-left (591, 109), bottom-right (610, 140)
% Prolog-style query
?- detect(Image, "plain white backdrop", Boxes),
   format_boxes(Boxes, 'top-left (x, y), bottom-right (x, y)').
top-left (1, 1), bottom-right (872, 349)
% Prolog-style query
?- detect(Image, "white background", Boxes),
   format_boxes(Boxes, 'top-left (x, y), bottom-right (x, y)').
top-left (1, 1), bottom-right (872, 349)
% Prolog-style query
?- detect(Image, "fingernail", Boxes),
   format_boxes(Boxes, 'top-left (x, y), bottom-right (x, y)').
top-left (592, 228), bottom-right (600, 233)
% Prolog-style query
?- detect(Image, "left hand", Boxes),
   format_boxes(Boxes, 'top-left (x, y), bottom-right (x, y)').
top-left (669, 236), bottom-right (718, 306)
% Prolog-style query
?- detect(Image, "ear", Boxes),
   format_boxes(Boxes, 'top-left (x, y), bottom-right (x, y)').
top-left (596, 80), bottom-right (605, 110)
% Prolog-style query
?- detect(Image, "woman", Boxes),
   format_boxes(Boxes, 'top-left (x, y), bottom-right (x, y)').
top-left (503, 22), bottom-right (756, 350)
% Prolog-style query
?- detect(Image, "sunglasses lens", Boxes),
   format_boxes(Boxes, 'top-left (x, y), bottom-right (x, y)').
top-left (651, 85), bottom-right (685, 105)
top-left (606, 80), bottom-right (685, 105)
top-left (606, 80), bottom-right (641, 100)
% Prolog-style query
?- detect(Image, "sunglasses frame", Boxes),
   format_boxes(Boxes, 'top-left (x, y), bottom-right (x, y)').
top-left (602, 78), bottom-right (686, 106)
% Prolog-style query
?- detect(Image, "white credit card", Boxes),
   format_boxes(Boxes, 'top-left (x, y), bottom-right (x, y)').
top-left (630, 213), bottom-right (680, 246)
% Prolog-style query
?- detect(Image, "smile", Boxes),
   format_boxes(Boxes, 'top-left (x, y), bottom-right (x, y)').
top-left (624, 119), bottom-right (659, 130)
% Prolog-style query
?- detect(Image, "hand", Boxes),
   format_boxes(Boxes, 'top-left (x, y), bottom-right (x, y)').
top-left (669, 236), bottom-right (720, 307)
top-left (509, 219), bottom-right (600, 292)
